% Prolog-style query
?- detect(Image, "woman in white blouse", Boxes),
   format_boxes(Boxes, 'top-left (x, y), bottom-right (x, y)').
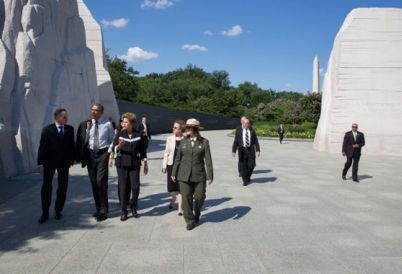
top-left (162, 120), bottom-right (184, 215)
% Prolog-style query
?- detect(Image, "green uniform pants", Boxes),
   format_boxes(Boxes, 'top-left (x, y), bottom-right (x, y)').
top-left (179, 180), bottom-right (206, 224)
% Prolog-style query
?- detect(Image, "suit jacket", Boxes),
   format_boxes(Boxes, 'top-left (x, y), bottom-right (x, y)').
top-left (172, 137), bottom-right (213, 182)
top-left (162, 135), bottom-right (182, 168)
top-left (75, 120), bottom-right (90, 167)
top-left (277, 126), bottom-right (285, 135)
top-left (37, 123), bottom-right (75, 169)
top-left (113, 130), bottom-right (147, 168)
top-left (342, 130), bottom-right (365, 157)
top-left (232, 127), bottom-right (260, 159)
top-left (137, 123), bottom-right (151, 139)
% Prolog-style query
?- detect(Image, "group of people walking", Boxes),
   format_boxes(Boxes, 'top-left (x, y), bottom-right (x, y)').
top-left (36, 104), bottom-right (364, 230)
top-left (37, 104), bottom-right (213, 231)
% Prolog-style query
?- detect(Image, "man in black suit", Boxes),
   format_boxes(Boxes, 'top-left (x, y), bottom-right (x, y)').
top-left (277, 124), bottom-right (285, 144)
top-left (342, 123), bottom-right (365, 183)
top-left (37, 108), bottom-right (75, 224)
top-left (76, 104), bottom-right (115, 222)
top-left (232, 119), bottom-right (260, 186)
top-left (137, 117), bottom-right (151, 149)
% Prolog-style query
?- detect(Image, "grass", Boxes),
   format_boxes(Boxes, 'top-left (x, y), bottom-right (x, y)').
top-left (234, 121), bottom-right (316, 139)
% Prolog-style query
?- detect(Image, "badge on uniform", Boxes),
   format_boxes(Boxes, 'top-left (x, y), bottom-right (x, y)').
top-left (198, 145), bottom-right (202, 149)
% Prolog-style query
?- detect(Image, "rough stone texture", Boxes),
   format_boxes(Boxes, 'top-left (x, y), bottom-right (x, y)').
top-left (314, 8), bottom-right (402, 156)
top-left (0, 0), bottom-right (118, 178)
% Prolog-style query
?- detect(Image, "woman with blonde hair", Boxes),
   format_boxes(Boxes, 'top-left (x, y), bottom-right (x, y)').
top-left (162, 120), bottom-right (184, 215)
top-left (113, 112), bottom-right (148, 221)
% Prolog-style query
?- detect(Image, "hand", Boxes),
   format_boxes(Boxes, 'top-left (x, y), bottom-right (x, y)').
top-left (232, 152), bottom-right (236, 157)
top-left (342, 152), bottom-right (346, 156)
top-left (256, 151), bottom-right (260, 157)
top-left (86, 120), bottom-right (91, 130)
top-left (116, 138), bottom-right (125, 150)
top-left (108, 157), bottom-right (113, 167)
top-left (38, 166), bottom-right (44, 174)
top-left (143, 163), bottom-right (148, 175)
top-left (162, 168), bottom-right (166, 174)
top-left (207, 179), bottom-right (213, 185)
top-left (171, 176), bottom-right (176, 182)
top-left (353, 144), bottom-right (359, 148)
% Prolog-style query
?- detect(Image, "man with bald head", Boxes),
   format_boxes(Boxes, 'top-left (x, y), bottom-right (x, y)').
top-left (342, 123), bottom-right (365, 183)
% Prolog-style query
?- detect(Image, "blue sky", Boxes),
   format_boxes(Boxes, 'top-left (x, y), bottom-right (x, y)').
top-left (83, 0), bottom-right (402, 94)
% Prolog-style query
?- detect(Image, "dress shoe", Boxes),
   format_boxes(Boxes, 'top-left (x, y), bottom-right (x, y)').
top-left (178, 212), bottom-right (183, 216)
top-left (194, 215), bottom-right (200, 224)
top-left (168, 204), bottom-right (173, 210)
top-left (38, 215), bottom-right (49, 224)
top-left (131, 208), bottom-right (138, 218)
top-left (92, 211), bottom-right (100, 218)
top-left (186, 223), bottom-right (194, 230)
top-left (353, 179), bottom-right (359, 183)
top-left (96, 214), bottom-right (108, 222)
top-left (55, 212), bottom-right (62, 220)
top-left (120, 213), bottom-right (128, 221)
top-left (342, 175), bottom-right (346, 180)
top-left (243, 181), bottom-right (248, 186)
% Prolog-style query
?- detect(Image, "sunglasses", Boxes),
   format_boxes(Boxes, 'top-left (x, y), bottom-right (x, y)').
top-left (352, 126), bottom-right (357, 128)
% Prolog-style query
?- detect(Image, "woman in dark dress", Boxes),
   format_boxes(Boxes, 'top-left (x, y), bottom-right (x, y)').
top-left (113, 112), bottom-right (148, 221)
top-left (162, 120), bottom-right (184, 215)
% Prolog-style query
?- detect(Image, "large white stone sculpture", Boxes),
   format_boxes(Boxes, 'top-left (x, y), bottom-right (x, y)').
top-left (314, 8), bottom-right (402, 156)
top-left (0, 0), bottom-right (118, 178)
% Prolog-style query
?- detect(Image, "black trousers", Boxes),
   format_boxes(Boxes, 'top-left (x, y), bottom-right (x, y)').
top-left (117, 166), bottom-right (140, 213)
top-left (116, 167), bottom-right (130, 204)
top-left (343, 154), bottom-right (361, 180)
top-left (240, 147), bottom-right (256, 183)
top-left (41, 166), bottom-right (69, 216)
top-left (87, 149), bottom-right (109, 214)
top-left (279, 134), bottom-right (284, 143)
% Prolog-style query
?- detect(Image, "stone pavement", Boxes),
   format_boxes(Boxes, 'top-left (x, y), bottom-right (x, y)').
top-left (0, 130), bottom-right (401, 274)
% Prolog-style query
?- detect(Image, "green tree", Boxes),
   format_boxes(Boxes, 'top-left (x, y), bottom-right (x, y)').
top-left (107, 55), bottom-right (139, 101)
top-left (298, 92), bottom-right (322, 123)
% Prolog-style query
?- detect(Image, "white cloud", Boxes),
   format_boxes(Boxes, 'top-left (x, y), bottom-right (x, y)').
top-left (141, 0), bottom-right (174, 9)
top-left (181, 44), bottom-right (207, 51)
top-left (220, 25), bottom-right (243, 36)
top-left (118, 47), bottom-right (158, 63)
top-left (204, 30), bottom-right (213, 35)
top-left (319, 68), bottom-right (326, 76)
top-left (101, 18), bottom-right (129, 28)
top-left (285, 83), bottom-right (293, 87)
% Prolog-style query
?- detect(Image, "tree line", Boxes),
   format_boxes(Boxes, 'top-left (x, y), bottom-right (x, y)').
top-left (107, 54), bottom-right (321, 125)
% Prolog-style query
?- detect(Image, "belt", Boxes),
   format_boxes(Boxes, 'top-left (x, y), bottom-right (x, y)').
top-left (91, 147), bottom-right (109, 154)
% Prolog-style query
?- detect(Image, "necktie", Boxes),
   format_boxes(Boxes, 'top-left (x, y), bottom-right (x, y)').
top-left (93, 121), bottom-right (100, 153)
top-left (59, 126), bottom-right (64, 137)
top-left (245, 130), bottom-right (250, 147)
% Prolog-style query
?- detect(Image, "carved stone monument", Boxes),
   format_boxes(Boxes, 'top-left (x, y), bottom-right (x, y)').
top-left (314, 8), bottom-right (402, 156)
top-left (0, 0), bottom-right (118, 178)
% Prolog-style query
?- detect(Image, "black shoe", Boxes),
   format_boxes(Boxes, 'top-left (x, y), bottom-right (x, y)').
top-left (353, 179), bottom-right (359, 183)
top-left (55, 212), bottom-right (62, 220)
top-left (194, 215), bottom-right (200, 224)
top-left (92, 211), bottom-right (100, 218)
top-left (131, 208), bottom-right (138, 218)
top-left (342, 175), bottom-right (346, 180)
top-left (168, 204), bottom-right (173, 210)
top-left (178, 212), bottom-right (183, 216)
top-left (96, 214), bottom-right (108, 222)
top-left (186, 223), bottom-right (194, 230)
top-left (38, 215), bottom-right (49, 224)
top-left (120, 214), bottom-right (128, 221)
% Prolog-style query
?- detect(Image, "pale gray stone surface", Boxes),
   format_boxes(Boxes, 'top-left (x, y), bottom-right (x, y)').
top-left (0, 0), bottom-right (118, 178)
top-left (0, 130), bottom-right (401, 273)
top-left (314, 8), bottom-right (402, 156)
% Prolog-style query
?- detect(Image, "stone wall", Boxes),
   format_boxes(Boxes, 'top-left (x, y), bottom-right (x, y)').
top-left (313, 8), bottom-right (402, 156)
top-left (0, 0), bottom-right (118, 178)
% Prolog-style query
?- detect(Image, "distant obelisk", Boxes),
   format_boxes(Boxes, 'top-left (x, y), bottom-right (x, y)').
top-left (312, 56), bottom-right (320, 93)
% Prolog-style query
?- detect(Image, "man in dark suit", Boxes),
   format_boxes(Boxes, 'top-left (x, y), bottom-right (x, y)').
top-left (342, 123), bottom-right (365, 183)
top-left (277, 124), bottom-right (285, 144)
top-left (76, 104), bottom-right (115, 222)
top-left (37, 108), bottom-right (75, 224)
top-left (137, 117), bottom-right (151, 149)
top-left (232, 119), bottom-right (260, 186)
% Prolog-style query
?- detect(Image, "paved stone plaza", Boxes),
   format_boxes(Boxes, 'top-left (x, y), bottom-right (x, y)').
top-left (0, 130), bottom-right (401, 273)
